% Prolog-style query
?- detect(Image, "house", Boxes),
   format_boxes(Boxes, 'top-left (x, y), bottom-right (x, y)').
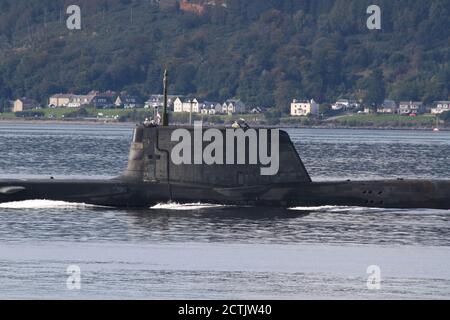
top-left (115, 95), bottom-right (143, 109)
top-left (173, 97), bottom-right (202, 113)
top-left (398, 101), bottom-right (425, 115)
top-left (377, 100), bottom-right (398, 114)
top-left (331, 99), bottom-right (348, 111)
top-left (331, 99), bottom-right (360, 111)
top-left (48, 91), bottom-right (120, 109)
top-left (12, 98), bottom-right (41, 112)
top-left (144, 94), bottom-right (178, 109)
top-left (200, 101), bottom-right (220, 115)
top-left (90, 91), bottom-right (116, 109)
top-left (250, 107), bottom-right (263, 114)
top-left (48, 94), bottom-right (74, 108)
top-left (213, 103), bottom-right (223, 114)
top-left (290, 99), bottom-right (319, 116)
top-left (431, 101), bottom-right (450, 115)
top-left (200, 108), bottom-right (216, 115)
top-left (173, 97), bottom-right (183, 112)
top-left (221, 99), bottom-right (246, 114)
top-left (67, 94), bottom-right (96, 108)
top-left (363, 107), bottom-right (373, 114)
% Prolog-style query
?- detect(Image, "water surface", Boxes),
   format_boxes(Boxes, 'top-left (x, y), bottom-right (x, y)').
top-left (0, 124), bottom-right (449, 299)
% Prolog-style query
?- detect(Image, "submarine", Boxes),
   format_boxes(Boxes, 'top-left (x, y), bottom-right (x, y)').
top-left (0, 72), bottom-right (449, 209)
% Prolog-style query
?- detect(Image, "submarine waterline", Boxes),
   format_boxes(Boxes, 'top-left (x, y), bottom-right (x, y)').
top-left (0, 125), bottom-right (449, 209)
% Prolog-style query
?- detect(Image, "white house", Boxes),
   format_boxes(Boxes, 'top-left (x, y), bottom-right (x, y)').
top-left (331, 99), bottom-right (360, 111)
top-left (67, 94), bottom-right (96, 108)
top-left (200, 101), bottom-right (219, 115)
top-left (398, 101), bottom-right (425, 115)
top-left (201, 108), bottom-right (217, 115)
top-left (173, 97), bottom-right (183, 112)
top-left (331, 99), bottom-right (348, 111)
top-left (291, 99), bottom-right (319, 116)
top-left (48, 94), bottom-right (74, 108)
top-left (431, 101), bottom-right (450, 114)
top-left (221, 99), bottom-right (246, 114)
top-left (173, 97), bottom-right (202, 113)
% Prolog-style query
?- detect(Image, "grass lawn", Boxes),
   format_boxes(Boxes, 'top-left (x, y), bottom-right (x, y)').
top-left (2, 108), bottom-right (265, 123)
top-left (43, 107), bottom-right (142, 119)
top-left (0, 112), bottom-right (17, 119)
top-left (333, 114), bottom-right (437, 125)
top-left (2, 109), bottom-right (442, 128)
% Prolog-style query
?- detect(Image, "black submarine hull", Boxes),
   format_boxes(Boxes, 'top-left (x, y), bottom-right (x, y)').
top-left (1, 178), bottom-right (449, 209)
top-left (1, 125), bottom-right (449, 210)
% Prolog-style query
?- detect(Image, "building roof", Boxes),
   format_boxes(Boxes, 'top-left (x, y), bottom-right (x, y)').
top-left (147, 94), bottom-right (179, 101)
top-left (382, 100), bottom-right (397, 108)
top-left (292, 99), bottom-right (317, 104)
top-left (203, 101), bottom-right (219, 108)
top-left (119, 95), bottom-right (142, 103)
top-left (399, 101), bottom-right (423, 105)
top-left (50, 93), bottom-right (75, 99)
top-left (87, 90), bottom-right (116, 98)
top-left (177, 97), bottom-right (201, 103)
top-left (226, 99), bottom-right (244, 104)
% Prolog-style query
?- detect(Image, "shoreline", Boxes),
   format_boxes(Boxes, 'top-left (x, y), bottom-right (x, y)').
top-left (0, 119), bottom-right (134, 126)
top-left (0, 118), bottom-right (448, 131)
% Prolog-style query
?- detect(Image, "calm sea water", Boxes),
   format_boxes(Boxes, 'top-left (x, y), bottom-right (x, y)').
top-left (0, 123), bottom-right (449, 299)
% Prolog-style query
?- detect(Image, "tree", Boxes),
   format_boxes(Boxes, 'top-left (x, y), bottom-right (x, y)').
top-left (440, 111), bottom-right (450, 123)
top-left (364, 69), bottom-right (386, 111)
top-left (0, 0), bottom-right (448, 109)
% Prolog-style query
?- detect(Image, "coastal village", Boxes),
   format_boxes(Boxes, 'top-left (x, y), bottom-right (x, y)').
top-left (9, 92), bottom-right (251, 117)
top-left (6, 91), bottom-right (450, 125)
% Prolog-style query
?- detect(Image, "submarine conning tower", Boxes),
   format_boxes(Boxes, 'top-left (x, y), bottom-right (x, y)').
top-left (120, 125), bottom-right (312, 187)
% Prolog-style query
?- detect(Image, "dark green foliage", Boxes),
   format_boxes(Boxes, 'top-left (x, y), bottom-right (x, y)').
top-left (14, 111), bottom-right (45, 118)
top-left (65, 107), bottom-right (89, 118)
top-left (0, 0), bottom-right (449, 114)
top-left (440, 111), bottom-right (450, 123)
top-left (363, 68), bottom-right (386, 110)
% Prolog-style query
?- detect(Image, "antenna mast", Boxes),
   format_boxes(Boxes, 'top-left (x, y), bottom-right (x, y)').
top-left (162, 69), bottom-right (169, 126)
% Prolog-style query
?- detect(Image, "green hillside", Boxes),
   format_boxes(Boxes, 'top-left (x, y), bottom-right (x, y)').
top-left (0, 0), bottom-right (449, 112)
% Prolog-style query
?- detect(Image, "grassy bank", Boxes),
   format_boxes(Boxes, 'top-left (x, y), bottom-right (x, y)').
top-left (328, 114), bottom-right (440, 128)
top-left (0, 109), bottom-right (447, 129)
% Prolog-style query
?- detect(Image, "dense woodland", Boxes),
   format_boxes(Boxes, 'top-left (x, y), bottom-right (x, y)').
top-left (0, 0), bottom-right (449, 113)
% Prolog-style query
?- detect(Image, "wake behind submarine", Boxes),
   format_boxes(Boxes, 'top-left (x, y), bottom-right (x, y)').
top-left (0, 72), bottom-right (449, 209)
